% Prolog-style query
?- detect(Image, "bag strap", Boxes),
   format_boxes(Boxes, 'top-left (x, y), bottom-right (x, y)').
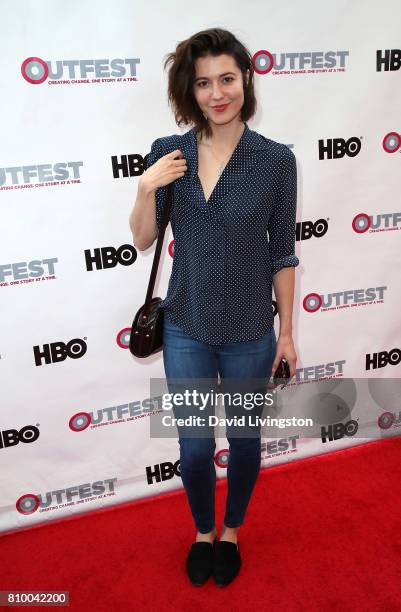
top-left (143, 182), bottom-right (173, 314)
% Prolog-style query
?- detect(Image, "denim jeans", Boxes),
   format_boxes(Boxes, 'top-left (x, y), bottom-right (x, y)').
top-left (162, 316), bottom-right (277, 534)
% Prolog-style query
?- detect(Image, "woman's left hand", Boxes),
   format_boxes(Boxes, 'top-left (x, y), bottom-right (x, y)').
top-left (271, 334), bottom-right (297, 379)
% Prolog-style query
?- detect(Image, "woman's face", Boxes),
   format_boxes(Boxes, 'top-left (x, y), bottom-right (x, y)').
top-left (193, 53), bottom-right (249, 126)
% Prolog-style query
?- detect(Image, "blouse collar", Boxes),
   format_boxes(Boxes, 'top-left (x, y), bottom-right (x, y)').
top-left (181, 121), bottom-right (264, 208)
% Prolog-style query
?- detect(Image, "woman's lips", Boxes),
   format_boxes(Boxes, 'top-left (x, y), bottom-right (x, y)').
top-left (212, 103), bottom-right (229, 112)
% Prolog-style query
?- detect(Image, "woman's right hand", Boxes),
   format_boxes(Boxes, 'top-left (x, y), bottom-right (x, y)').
top-left (140, 149), bottom-right (187, 192)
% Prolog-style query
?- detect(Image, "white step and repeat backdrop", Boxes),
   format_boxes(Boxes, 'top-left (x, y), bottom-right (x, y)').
top-left (1, 0), bottom-right (400, 534)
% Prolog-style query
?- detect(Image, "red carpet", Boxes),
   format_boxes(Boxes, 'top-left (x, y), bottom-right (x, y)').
top-left (1, 436), bottom-right (400, 611)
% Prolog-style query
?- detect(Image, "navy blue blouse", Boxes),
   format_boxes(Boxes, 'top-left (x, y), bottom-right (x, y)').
top-left (144, 122), bottom-right (300, 345)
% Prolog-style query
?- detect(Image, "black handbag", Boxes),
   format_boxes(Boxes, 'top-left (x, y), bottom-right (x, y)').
top-left (129, 178), bottom-right (174, 358)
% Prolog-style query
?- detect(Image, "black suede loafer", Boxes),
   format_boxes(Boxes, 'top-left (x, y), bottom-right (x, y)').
top-left (185, 537), bottom-right (216, 586)
top-left (213, 540), bottom-right (241, 586)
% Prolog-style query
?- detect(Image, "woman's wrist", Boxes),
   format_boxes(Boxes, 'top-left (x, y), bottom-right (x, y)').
top-left (138, 176), bottom-right (156, 197)
top-left (278, 330), bottom-right (293, 340)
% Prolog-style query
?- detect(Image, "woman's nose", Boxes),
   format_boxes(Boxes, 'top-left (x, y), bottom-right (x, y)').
top-left (211, 83), bottom-right (223, 98)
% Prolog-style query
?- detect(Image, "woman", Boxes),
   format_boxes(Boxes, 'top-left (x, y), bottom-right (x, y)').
top-left (129, 28), bottom-right (299, 587)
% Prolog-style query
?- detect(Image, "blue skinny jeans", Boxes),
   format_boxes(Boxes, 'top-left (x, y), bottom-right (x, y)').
top-left (162, 316), bottom-right (277, 534)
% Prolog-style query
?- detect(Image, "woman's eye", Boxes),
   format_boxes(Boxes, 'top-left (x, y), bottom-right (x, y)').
top-left (197, 77), bottom-right (234, 88)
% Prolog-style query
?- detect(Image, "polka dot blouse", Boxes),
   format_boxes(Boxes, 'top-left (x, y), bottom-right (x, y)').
top-left (143, 121), bottom-right (300, 345)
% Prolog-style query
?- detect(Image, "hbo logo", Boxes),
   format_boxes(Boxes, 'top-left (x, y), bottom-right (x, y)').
top-left (0, 425), bottom-right (40, 449)
top-left (33, 338), bottom-right (87, 366)
top-left (321, 420), bottom-right (358, 443)
top-left (318, 137), bottom-right (361, 159)
top-left (296, 219), bottom-right (328, 241)
top-left (85, 245), bottom-right (137, 271)
top-left (146, 461), bottom-right (181, 484)
top-left (366, 348), bottom-right (401, 370)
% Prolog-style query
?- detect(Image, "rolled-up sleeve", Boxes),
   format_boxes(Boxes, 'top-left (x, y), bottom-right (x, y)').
top-left (267, 145), bottom-right (300, 276)
top-left (144, 138), bottom-right (169, 230)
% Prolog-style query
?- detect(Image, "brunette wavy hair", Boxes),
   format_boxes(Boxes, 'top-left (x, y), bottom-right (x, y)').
top-left (163, 28), bottom-right (257, 139)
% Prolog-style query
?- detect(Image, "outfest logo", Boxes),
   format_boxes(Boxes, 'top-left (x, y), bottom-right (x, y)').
top-left (252, 49), bottom-right (349, 75)
top-left (352, 212), bottom-right (401, 233)
top-left (0, 162), bottom-right (83, 190)
top-left (69, 397), bottom-right (161, 432)
top-left (0, 258), bottom-right (58, 287)
top-left (378, 411), bottom-right (401, 430)
top-left (382, 131), bottom-right (401, 153)
top-left (16, 478), bottom-right (118, 514)
top-left (303, 286), bottom-right (387, 313)
top-left (21, 56), bottom-right (140, 85)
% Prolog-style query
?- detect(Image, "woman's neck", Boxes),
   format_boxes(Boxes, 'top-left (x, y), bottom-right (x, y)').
top-left (197, 119), bottom-right (245, 150)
